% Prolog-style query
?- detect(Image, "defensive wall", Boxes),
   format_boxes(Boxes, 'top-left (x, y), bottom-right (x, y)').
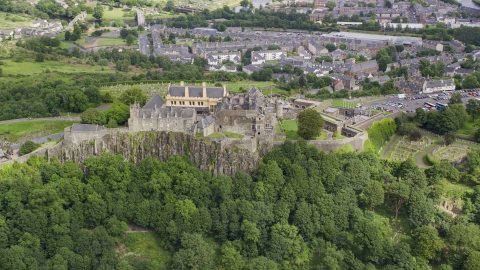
top-left (273, 131), bottom-right (368, 152)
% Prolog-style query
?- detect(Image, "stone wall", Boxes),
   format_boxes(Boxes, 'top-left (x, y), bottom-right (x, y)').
top-left (353, 111), bottom-right (403, 130)
top-left (2, 142), bottom-right (63, 166)
top-left (273, 131), bottom-right (368, 152)
top-left (323, 121), bottom-right (338, 132)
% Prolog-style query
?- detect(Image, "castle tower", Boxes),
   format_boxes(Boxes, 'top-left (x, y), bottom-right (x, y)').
top-left (130, 102), bottom-right (140, 119)
top-left (276, 99), bottom-right (283, 118)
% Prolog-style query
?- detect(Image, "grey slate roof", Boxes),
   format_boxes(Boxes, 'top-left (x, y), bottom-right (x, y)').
top-left (71, 124), bottom-right (106, 132)
top-left (349, 60), bottom-right (378, 73)
top-left (196, 115), bottom-right (215, 128)
top-left (168, 86), bottom-right (224, 98)
top-left (143, 94), bottom-right (165, 109)
top-left (138, 106), bottom-right (195, 119)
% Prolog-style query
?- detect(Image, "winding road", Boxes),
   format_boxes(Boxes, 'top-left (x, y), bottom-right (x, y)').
top-left (0, 116), bottom-right (81, 125)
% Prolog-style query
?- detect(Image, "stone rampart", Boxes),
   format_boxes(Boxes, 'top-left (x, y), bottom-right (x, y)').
top-left (353, 111), bottom-right (403, 130)
top-left (273, 131), bottom-right (368, 152)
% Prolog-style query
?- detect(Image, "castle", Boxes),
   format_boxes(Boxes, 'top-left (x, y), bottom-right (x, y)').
top-left (128, 85), bottom-right (282, 144)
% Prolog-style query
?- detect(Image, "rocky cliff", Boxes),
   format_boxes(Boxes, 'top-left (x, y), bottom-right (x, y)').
top-left (60, 131), bottom-right (261, 177)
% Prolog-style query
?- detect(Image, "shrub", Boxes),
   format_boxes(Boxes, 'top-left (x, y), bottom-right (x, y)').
top-left (19, 141), bottom-right (40, 156)
top-left (410, 131), bottom-right (422, 141)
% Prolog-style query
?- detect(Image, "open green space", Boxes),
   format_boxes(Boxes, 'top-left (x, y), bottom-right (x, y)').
top-left (281, 119), bottom-right (326, 140)
top-left (331, 99), bottom-right (359, 108)
top-left (223, 131), bottom-right (244, 138)
top-left (208, 131), bottom-right (244, 138)
top-left (0, 12), bottom-right (35, 29)
top-left (224, 81), bottom-right (276, 93)
top-left (0, 120), bottom-right (79, 142)
top-left (98, 38), bottom-right (127, 46)
top-left (456, 121), bottom-right (478, 140)
top-left (1, 60), bottom-right (118, 75)
top-left (123, 232), bottom-right (171, 267)
top-left (87, 7), bottom-right (134, 20)
top-left (207, 132), bottom-right (225, 138)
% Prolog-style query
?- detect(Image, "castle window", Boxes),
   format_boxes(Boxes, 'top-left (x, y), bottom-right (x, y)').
top-left (252, 125), bottom-right (255, 130)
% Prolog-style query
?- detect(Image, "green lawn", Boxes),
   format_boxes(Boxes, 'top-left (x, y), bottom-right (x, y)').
top-left (208, 132), bottom-right (244, 138)
top-left (223, 131), bottom-right (244, 138)
top-left (0, 120), bottom-right (79, 142)
top-left (331, 99), bottom-right (359, 108)
top-left (275, 123), bottom-right (282, 132)
top-left (224, 81), bottom-right (276, 93)
top-left (123, 232), bottom-right (171, 268)
top-left (207, 132), bottom-right (225, 138)
top-left (266, 60), bottom-right (279, 64)
top-left (282, 119), bottom-right (326, 140)
top-left (1, 60), bottom-right (118, 75)
top-left (93, 7), bottom-right (135, 20)
top-left (76, 38), bottom-right (86, 46)
top-left (98, 38), bottom-right (127, 46)
top-left (457, 121), bottom-right (477, 140)
top-left (0, 12), bottom-right (35, 29)
top-left (59, 42), bottom-right (71, 49)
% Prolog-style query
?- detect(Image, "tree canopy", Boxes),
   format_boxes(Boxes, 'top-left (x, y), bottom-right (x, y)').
top-left (297, 108), bottom-right (324, 140)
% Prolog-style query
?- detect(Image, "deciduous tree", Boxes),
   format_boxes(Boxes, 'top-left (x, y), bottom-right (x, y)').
top-left (297, 108), bottom-right (324, 140)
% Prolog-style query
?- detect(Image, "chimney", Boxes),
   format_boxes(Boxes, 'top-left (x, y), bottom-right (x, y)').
top-left (185, 86), bottom-right (189, 98)
top-left (223, 84), bottom-right (227, 96)
top-left (180, 81), bottom-right (184, 86)
top-left (202, 82), bottom-right (207, 98)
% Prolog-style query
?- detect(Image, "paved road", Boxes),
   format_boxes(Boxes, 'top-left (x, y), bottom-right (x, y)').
top-left (382, 134), bottom-right (400, 159)
top-left (138, 34), bottom-right (150, 56)
top-left (0, 116), bottom-right (80, 125)
top-left (416, 141), bottom-right (442, 168)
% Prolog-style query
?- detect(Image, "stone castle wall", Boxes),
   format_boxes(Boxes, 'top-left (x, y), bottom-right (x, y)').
top-left (273, 131), bottom-right (368, 152)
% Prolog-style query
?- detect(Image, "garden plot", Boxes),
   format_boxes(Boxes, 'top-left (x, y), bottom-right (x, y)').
top-left (432, 144), bottom-right (471, 163)
top-left (390, 136), bottom-right (432, 161)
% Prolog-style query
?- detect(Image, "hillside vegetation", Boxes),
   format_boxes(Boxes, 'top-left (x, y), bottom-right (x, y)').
top-left (1, 142), bottom-right (480, 269)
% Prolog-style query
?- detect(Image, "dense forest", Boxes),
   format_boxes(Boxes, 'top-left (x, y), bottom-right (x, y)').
top-left (1, 141), bottom-right (480, 269)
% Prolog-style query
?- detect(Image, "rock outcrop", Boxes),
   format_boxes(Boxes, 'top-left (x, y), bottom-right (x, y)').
top-left (60, 131), bottom-right (260, 177)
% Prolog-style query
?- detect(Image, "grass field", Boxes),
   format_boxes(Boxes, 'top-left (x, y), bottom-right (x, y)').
top-left (97, 38), bottom-right (127, 46)
top-left (331, 99), bottom-right (360, 108)
top-left (282, 119), bottom-right (326, 140)
top-left (1, 60), bottom-right (118, 75)
top-left (224, 81), bottom-right (276, 93)
top-left (0, 12), bottom-right (35, 29)
top-left (457, 120), bottom-right (477, 140)
top-left (87, 7), bottom-right (135, 20)
top-left (208, 132), bottom-right (244, 138)
top-left (123, 232), bottom-right (171, 267)
top-left (223, 131), bottom-right (244, 138)
top-left (0, 120), bottom-right (79, 142)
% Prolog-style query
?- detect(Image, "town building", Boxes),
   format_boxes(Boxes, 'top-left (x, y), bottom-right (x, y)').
top-left (422, 79), bottom-right (455, 93)
top-left (348, 60), bottom-right (379, 76)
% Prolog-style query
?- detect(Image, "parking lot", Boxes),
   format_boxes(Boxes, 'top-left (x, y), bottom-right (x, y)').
top-left (361, 90), bottom-right (480, 113)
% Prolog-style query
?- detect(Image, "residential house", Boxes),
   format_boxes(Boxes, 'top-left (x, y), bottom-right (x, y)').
top-left (333, 80), bottom-right (344, 91)
top-left (30, 19), bottom-right (48, 28)
top-left (208, 65), bottom-right (237, 72)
